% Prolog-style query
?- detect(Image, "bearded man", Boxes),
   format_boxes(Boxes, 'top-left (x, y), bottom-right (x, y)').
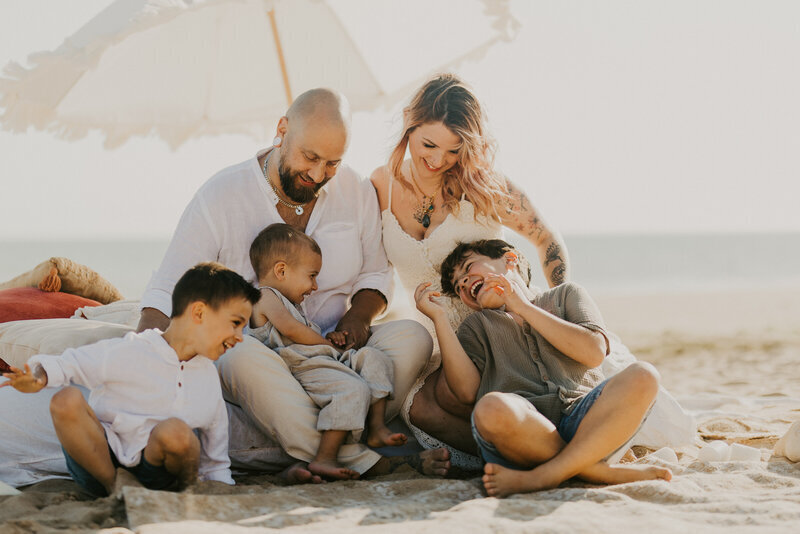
top-left (137, 88), bottom-right (448, 482)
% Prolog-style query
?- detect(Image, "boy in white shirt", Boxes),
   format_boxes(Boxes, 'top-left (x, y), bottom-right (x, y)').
top-left (1, 262), bottom-right (261, 496)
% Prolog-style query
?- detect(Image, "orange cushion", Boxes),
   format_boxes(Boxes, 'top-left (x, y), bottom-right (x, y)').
top-left (0, 287), bottom-right (101, 323)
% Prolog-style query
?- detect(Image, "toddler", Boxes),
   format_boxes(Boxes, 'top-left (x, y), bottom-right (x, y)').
top-left (248, 223), bottom-right (406, 480)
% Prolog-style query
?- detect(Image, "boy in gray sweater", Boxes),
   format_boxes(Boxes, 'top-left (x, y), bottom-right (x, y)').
top-left (415, 239), bottom-right (672, 497)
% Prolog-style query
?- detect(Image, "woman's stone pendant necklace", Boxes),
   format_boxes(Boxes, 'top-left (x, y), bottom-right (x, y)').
top-left (409, 162), bottom-right (438, 228)
top-left (413, 195), bottom-right (435, 228)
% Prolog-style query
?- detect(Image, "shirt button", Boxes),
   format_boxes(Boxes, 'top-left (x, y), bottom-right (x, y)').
top-left (181, 365), bottom-right (184, 370)
top-left (178, 382), bottom-right (182, 387)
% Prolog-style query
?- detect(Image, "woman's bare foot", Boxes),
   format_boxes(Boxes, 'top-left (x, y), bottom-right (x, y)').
top-left (308, 458), bottom-right (360, 480)
top-left (366, 424), bottom-right (408, 448)
top-left (482, 462), bottom-right (672, 498)
top-left (413, 447), bottom-right (451, 476)
top-left (366, 447), bottom-right (452, 477)
top-left (279, 462), bottom-right (324, 485)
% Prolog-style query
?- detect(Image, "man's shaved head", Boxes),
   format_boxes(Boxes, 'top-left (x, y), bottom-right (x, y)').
top-left (271, 88), bottom-right (351, 204)
top-left (286, 88), bottom-right (351, 137)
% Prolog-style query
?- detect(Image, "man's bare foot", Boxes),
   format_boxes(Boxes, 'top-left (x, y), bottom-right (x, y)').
top-left (308, 459), bottom-right (360, 481)
top-left (366, 424), bottom-right (408, 448)
top-left (482, 462), bottom-right (673, 498)
top-left (279, 462), bottom-right (323, 485)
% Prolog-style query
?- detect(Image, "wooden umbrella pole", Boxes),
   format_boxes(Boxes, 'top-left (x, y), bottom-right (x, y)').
top-left (268, 8), bottom-right (292, 106)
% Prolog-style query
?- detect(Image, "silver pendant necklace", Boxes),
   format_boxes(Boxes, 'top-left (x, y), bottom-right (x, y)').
top-left (262, 150), bottom-right (307, 216)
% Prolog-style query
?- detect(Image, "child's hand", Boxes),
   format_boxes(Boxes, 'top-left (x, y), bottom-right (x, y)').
top-left (0, 363), bottom-right (47, 393)
top-left (414, 282), bottom-right (447, 320)
top-left (481, 273), bottom-right (528, 313)
top-left (326, 331), bottom-right (348, 348)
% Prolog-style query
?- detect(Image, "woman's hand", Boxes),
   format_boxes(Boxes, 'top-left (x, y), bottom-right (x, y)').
top-left (1, 363), bottom-right (47, 393)
top-left (415, 282), bottom-right (448, 320)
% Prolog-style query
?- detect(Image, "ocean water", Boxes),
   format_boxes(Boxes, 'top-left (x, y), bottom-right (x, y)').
top-left (1, 233), bottom-right (799, 299)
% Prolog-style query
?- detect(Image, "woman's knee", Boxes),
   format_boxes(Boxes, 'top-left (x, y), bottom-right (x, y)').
top-left (49, 386), bottom-right (86, 420)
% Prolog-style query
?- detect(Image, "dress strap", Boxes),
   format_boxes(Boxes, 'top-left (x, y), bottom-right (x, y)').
top-left (387, 171), bottom-right (394, 211)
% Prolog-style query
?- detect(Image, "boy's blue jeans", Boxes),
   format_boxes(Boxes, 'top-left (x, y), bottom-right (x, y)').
top-left (63, 445), bottom-right (177, 497)
top-left (471, 379), bottom-right (625, 469)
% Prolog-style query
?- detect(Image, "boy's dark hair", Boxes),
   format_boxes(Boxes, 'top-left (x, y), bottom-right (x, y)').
top-left (249, 223), bottom-right (322, 280)
top-left (171, 262), bottom-right (261, 318)
top-left (440, 239), bottom-right (532, 296)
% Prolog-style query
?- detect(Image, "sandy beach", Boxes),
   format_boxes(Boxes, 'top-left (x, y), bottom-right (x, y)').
top-left (1, 288), bottom-right (799, 533)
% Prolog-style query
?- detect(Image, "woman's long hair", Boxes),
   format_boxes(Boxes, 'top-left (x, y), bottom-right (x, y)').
top-left (388, 73), bottom-right (511, 221)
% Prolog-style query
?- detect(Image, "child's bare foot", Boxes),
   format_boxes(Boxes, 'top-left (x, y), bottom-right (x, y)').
top-left (366, 424), bottom-right (408, 448)
top-left (279, 462), bottom-right (323, 485)
top-left (308, 459), bottom-right (360, 480)
top-left (482, 462), bottom-right (673, 498)
top-left (599, 463), bottom-right (672, 485)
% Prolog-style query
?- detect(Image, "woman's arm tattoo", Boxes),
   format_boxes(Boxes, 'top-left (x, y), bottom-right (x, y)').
top-left (544, 242), bottom-right (562, 267)
top-left (545, 243), bottom-right (566, 285)
top-left (550, 263), bottom-right (566, 286)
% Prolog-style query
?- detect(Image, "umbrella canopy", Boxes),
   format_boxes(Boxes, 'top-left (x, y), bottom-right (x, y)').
top-left (0, 0), bottom-right (518, 149)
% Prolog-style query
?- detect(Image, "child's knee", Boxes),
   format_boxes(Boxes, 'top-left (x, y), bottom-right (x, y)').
top-left (625, 362), bottom-right (660, 400)
top-left (49, 387), bottom-right (85, 420)
top-left (473, 393), bottom-right (518, 440)
top-left (154, 418), bottom-right (198, 455)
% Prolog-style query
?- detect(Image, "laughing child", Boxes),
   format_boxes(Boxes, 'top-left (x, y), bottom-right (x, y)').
top-left (415, 239), bottom-right (672, 497)
top-left (247, 223), bottom-right (406, 480)
top-left (1, 262), bottom-right (261, 496)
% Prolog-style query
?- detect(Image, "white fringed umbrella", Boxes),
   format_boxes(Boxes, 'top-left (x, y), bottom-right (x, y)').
top-left (0, 0), bottom-right (518, 149)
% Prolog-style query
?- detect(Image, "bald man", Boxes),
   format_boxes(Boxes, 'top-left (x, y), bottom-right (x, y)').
top-left (138, 89), bottom-right (448, 482)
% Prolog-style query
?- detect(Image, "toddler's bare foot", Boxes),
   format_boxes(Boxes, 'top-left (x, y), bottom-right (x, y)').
top-left (308, 459), bottom-right (360, 480)
top-left (279, 462), bottom-right (323, 485)
top-left (367, 425), bottom-right (408, 448)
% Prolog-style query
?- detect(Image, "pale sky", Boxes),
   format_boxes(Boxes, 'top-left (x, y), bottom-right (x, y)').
top-left (1, 0), bottom-right (799, 240)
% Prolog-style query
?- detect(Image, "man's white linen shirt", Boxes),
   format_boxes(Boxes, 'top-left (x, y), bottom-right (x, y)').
top-left (141, 149), bottom-right (393, 335)
top-left (28, 330), bottom-right (233, 484)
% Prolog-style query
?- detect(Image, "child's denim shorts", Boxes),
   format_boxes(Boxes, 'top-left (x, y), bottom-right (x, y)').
top-left (470, 379), bottom-right (616, 470)
top-left (63, 445), bottom-right (177, 497)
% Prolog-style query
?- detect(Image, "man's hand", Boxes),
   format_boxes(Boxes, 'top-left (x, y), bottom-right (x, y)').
top-left (414, 282), bottom-right (448, 321)
top-left (333, 289), bottom-right (385, 350)
top-left (334, 314), bottom-right (370, 350)
top-left (326, 331), bottom-right (348, 348)
top-left (1, 363), bottom-right (47, 393)
top-left (137, 307), bottom-right (171, 333)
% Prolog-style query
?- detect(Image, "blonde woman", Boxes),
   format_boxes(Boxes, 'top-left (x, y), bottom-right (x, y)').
top-left (371, 74), bottom-right (695, 469)
top-left (370, 74), bottom-right (569, 467)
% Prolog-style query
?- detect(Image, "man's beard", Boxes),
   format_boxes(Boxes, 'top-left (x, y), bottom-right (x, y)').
top-left (278, 156), bottom-right (329, 204)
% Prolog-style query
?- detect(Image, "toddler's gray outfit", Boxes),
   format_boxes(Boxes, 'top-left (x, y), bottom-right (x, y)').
top-left (249, 287), bottom-right (393, 441)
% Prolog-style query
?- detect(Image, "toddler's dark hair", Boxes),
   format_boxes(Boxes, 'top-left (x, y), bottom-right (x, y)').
top-left (249, 223), bottom-right (322, 280)
top-left (171, 262), bottom-right (261, 318)
top-left (440, 239), bottom-right (531, 296)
